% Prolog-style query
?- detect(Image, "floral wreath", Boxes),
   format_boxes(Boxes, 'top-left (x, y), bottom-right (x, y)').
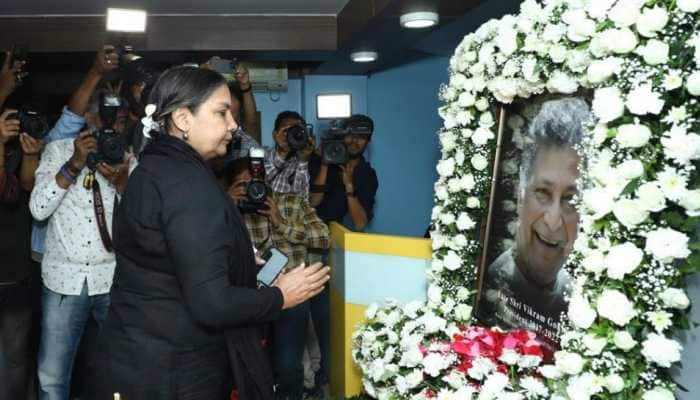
top-left (353, 1), bottom-right (700, 399)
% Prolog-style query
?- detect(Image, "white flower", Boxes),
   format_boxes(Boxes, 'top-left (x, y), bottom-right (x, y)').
top-left (646, 310), bottom-right (673, 332)
top-left (520, 377), bottom-right (549, 397)
top-left (480, 373), bottom-right (508, 398)
top-left (472, 127), bottom-right (495, 145)
top-left (453, 234), bottom-right (468, 249)
top-left (479, 112), bottom-right (495, 128)
top-left (609, 0), bottom-right (643, 27)
top-left (475, 98), bottom-right (489, 111)
top-left (554, 351), bottom-right (584, 375)
top-left (566, 373), bottom-right (604, 400)
top-left (566, 49), bottom-right (591, 73)
top-left (663, 69), bottom-right (683, 90)
top-left (547, 71), bottom-right (579, 94)
top-left (443, 251), bottom-right (463, 271)
top-left (456, 212), bottom-right (475, 231)
top-left (583, 334), bottom-right (607, 356)
top-left (363, 379), bottom-right (377, 397)
top-left (403, 301), bottom-right (423, 319)
top-left (549, 44), bottom-right (568, 63)
top-left (428, 284), bottom-right (442, 305)
top-left (637, 182), bottom-right (666, 212)
top-left (495, 27), bottom-right (518, 56)
top-left (680, 189), bottom-right (700, 216)
top-left (605, 242), bottom-right (644, 279)
top-left (435, 184), bottom-right (448, 200)
top-left (468, 357), bottom-right (496, 380)
top-left (460, 174), bottom-right (476, 191)
top-left (471, 154), bottom-right (489, 171)
top-left (604, 374), bottom-right (625, 393)
top-left (587, 58), bottom-right (622, 84)
top-left (646, 227), bottom-right (691, 263)
top-left (637, 39), bottom-right (669, 65)
top-left (636, 7), bottom-right (669, 38)
top-left (615, 123), bottom-right (651, 148)
top-left (617, 159), bottom-right (644, 179)
top-left (583, 187), bottom-right (615, 219)
top-left (687, 71), bottom-right (700, 96)
top-left (563, 9), bottom-right (596, 42)
top-left (498, 349), bottom-right (519, 365)
top-left (539, 365), bottom-right (563, 379)
top-left (397, 369), bottom-right (424, 393)
top-left (467, 197), bottom-right (480, 208)
top-left (626, 84), bottom-right (664, 115)
top-left (454, 304), bottom-right (473, 320)
top-left (613, 330), bottom-right (637, 351)
top-left (366, 303), bottom-right (379, 319)
top-left (422, 352), bottom-right (450, 377)
top-left (661, 126), bottom-right (700, 166)
top-left (587, 0), bottom-right (616, 20)
top-left (440, 131), bottom-right (458, 152)
top-left (678, 0), bottom-right (700, 13)
top-left (643, 387), bottom-right (675, 400)
top-left (641, 333), bottom-right (682, 367)
top-left (660, 288), bottom-right (691, 310)
top-left (436, 158), bottom-right (455, 177)
top-left (521, 56), bottom-right (539, 83)
top-left (442, 370), bottom-right (466, 389)
top-left (440, 212), bottom-right (455, 225)
top-left (612, 198), bottom-right (649, 228)
top-left (568, 294), bottom-right (597, 329)
top-left (657, 168), bottom-right (688, 201)
top-left (581, 250), bottom-right (606, 275)
top-left (457, 287), bottom-right (471, 301)
top-left (420, 312), bottom-right (447, 334)
top-left (607, 28), bottom-right (639, 54)
top-left (458, 92), bottom-right (476, 108)
top-left (488, 77), bottom-right (518, 103)
top-left (597, 289), bottom-right (638, 326)
top-left (592, 87), bottom-right (625, 122)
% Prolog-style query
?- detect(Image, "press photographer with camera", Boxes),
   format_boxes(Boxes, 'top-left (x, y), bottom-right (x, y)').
top-left (28, 47), bottom-right (130, 399)
top-left (226, 152), bottom-right (329, 400)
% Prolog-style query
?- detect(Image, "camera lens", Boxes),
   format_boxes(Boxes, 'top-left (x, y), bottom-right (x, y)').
top-left (286, 125), bottom-right (308, 151)
top-left (323, 141), bottom-right (349, 165)
top-left (247, 181), bottom-right (267, 202)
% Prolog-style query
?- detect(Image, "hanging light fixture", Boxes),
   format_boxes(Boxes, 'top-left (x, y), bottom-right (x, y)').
top-left (400, 11), bottom-right (439, 29)
top-left (350, 51), bottom-right (378, 63)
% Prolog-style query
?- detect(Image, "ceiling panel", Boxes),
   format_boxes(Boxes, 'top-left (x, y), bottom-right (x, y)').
top-left (0, 0), bottom-right (352, 16)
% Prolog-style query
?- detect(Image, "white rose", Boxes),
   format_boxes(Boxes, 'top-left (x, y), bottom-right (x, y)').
top-left (604, 374), bottom-right (625, 394)
top-left (471, 154), bottom-right (488, 171)
top-left (583, 334), bottom-right (607, 356)
top-left (554, 351), bottom-right (584, 375)
top-left (609, 0), bottom-right (643, 27)
top-left (435, 185), bottom-right (448, 201)
top-left (467, 197), bottom-right (480, 208)
top-left (660, 288), bottom-right (691, 310)
top-left (605, 242), bottom-right (644, 279)
top-left (592, 87), bottom-right (625, 123)
top-left (583, 187), bottom-right (615, 219)
top-left (586, 58), bottom-right (622, 84)
top-left (612, 198), bottom-right (649, 228)
top-left (488, 77), bottom-right (518, 103)
top-left (443, 251), bottom-right (463, 271)
top-left (440, 131), bottom-right (458, 152)
top-left (687, 71), bottom-right (700, 96)
top-left (645, 227), bottom-right (691, 263)
top-left (480, 373), bottom-right (508, 397)
top-left (597, 289), bottom-right (638, 326)
top-left (454, 304), bottom-right (473, 320)
top-left (456, 212), bottom-right (475, 231)
top-left (453, 234), bottom-right (468, 249)
top-left (615, 123), bottom-right (651, 148)
top-left (636, 7), bottom-right (669, 38)
top-left (613, 330), bottom-right (637, 351)
top-left (458, 92), bottom-right (476, 108)
top-left (546, 71), bottom-right (579, 94)
top-left (563, 10), bottom-right (596, 42)
top-left (641, 333), bottom-right (682, 367)
top-left (568, 294), bottom-right (597, 329)
top-left (566, 49), bottom-right (591, 73)
top-left (679, 189), bottom-right (700, 216)
top-left (626, 84), bottom-right (665, 115)
top-left (495, 26), bottom-right (518, 56)
top-left (436, 158), bottom-right (455, 177)
top-left (617, 159), bottom-right (644, 179)
top-left (678, 0), bottom-right (700, 12)
top-left (643, 387), bottom-right (675, 400)
top-left (539, 365), bottom-right (563, 379)
top-left (455, 149), bottom-right (466, 165)
top-left (440, 212), bottom-right (455, 225)
top-left (636, 39), bottom-right (669, 66)
top-left (422, 353), bottom-right (450, 377)
top-left (663, 69), bottom-right (683, 90)
top-left (549, 44), bottom-right (568, 63)
top-left (428, 284), bottom-right (442, 304)
top-left (637, 183), bottom-right (666, 212)
top-left (460, 174), bottom-right (476, 191)
top-left (520, 376), bottom-right (549, 397)
top-left (475, 98), bottom-right (489, 111)
top-left (472, 127), bottom-right (494, 145)
top-left (609, 28), bottom-right (639, 54)
top-left (581, 250), bottom-right (606, 275)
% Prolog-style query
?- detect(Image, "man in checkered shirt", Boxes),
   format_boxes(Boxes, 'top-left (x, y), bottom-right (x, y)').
top-left (226, 156), bottom-right (328, 400)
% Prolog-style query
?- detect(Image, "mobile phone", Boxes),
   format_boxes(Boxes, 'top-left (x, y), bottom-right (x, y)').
top-left (257, 248), bottom-right (288, 286)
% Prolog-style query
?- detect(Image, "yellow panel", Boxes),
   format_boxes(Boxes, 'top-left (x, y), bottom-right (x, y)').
top-left (329, 222), bottom-right (432, 259)
top-left (330, 287), bottom-right (367, 399)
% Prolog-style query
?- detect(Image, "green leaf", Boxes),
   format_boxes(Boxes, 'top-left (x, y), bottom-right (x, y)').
top-left (621, 178), bottom-right (641, 196)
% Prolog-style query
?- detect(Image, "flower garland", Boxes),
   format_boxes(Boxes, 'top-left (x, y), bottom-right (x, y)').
top-left (353, 0), bottom-right (700, 399)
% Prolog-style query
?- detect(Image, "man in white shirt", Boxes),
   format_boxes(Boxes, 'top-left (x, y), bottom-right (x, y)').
top-left (29, 86), bottom-right (129, 399)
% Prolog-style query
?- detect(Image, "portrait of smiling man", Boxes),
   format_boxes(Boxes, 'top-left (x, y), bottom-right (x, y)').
top-left (477, 97), bottom-right (590, 350)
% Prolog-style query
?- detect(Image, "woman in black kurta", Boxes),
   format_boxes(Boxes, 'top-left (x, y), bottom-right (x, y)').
top-left (87, 67), bottom-right (329, 400)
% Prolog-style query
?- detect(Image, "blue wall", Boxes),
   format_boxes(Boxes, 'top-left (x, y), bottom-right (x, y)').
top-left (252, 58), bottom-right (448, 237)
top-left (365, 57), bottom-right (449, 237)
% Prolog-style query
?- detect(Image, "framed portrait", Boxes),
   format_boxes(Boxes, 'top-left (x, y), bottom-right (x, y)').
top-left (475, 94), bottom-right (592, 355)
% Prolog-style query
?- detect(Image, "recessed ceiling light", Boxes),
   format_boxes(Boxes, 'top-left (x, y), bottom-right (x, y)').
top-left (400, 11), bottom-right (439, 29)
top-left (106, 8), bottom-right (147, 32)
top-left (350, 51), bottom-right (378, 63)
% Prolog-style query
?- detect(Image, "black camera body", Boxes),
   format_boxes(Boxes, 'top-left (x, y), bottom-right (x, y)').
top-left (86, 93), bottom-right (125, 169)
top-left (104, 45), bottom-right (140, 82)
top-left (238, 147), bottom-right (270, 214)
top-left (285, 124), bottom-right (313, 152)
top-left (208, 56), bottom-right (239, 75)
top-left (321, 123), bottom-right (349, 165)
top-left (13, 109), bottom-right (49, 140)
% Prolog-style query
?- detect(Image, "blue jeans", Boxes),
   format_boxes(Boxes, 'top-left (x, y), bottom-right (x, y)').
top-left (37, 282), bottom-right (110, 400)
top-left (273, 301), bottom-right (309, 400)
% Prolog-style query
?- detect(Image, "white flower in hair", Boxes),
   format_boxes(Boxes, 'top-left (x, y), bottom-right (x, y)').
top-left (141, 104), bottom-right (158, 139)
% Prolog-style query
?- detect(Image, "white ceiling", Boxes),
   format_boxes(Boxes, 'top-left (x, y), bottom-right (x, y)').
top-left (0, 0), bottom-right (352, 16)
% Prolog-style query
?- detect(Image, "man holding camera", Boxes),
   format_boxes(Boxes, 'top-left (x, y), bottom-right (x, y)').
top-left (237, 111), bottom-right (314, 199)
top-left (29, 51), bottom-right (129, 399)
top-left (226, 154), bottom-right (329, 400)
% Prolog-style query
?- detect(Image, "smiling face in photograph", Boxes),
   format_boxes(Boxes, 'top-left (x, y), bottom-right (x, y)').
top-left (515, 144), bottom-right (580, 288)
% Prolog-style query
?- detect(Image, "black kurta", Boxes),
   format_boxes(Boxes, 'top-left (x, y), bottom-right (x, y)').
top-left (86, 134), bottom-right (283, 400)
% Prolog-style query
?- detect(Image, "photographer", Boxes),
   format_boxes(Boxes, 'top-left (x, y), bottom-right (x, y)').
top-left (29, 62), bottom-right (128, 399)
top-left (237, 111), bottom-right (314, 199)
top-left (0, 48), bottom-right (45, 399)
top-left (227, 155), bottom-right (329, 400)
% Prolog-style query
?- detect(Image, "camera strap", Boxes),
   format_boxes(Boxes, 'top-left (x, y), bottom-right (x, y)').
top-left (91, 177), bottom-right (114, 252)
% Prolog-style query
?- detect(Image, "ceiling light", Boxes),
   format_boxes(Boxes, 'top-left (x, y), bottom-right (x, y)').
top-left (350, 51), bottom-right (378, 63)
top-left (400, 11), bottom-right (439, 29)
top-left (106, 8), bottom-right (147, 32)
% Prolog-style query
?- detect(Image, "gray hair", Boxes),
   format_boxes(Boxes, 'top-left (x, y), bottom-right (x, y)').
top-left (519, 97), bottom-right (591, 194)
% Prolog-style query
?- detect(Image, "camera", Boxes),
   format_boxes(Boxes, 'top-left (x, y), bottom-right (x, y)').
top-left (9, 45), bottom-right (29, 85)
top-left (321, 122), bottom-right (349, 165)
top-left (208, 56), bottom-right (239, 75)
top-left (11, 109), bottom-right (49, 140)
top-left (86, 93), bottom-right (125, 169)
top-left (104, 45), bottom-right (141, 82)
top-left (238, 147), bottom-right (270, 214)
top-left (285, 124), bottom-right (313, 152)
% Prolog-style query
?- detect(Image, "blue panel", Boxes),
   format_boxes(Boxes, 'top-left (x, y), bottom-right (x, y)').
top-left (342, 251), bottom-right (429, 306)
top-left (255, 78), bottom-right (303, 147)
